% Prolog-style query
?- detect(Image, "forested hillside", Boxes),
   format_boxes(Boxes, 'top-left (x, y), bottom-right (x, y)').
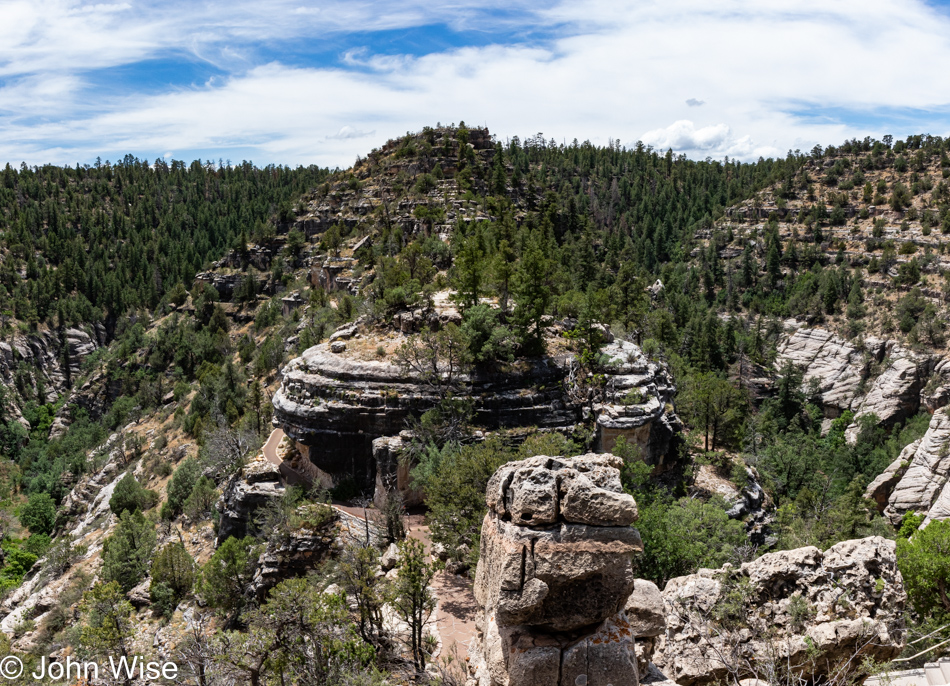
top-left (0, 126), bottom-right (946, 681)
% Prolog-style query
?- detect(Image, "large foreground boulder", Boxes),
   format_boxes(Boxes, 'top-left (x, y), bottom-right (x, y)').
top-left (471, 453), bottom-right (662, 686)
top-left (653, 536), bottom-right (906, 686)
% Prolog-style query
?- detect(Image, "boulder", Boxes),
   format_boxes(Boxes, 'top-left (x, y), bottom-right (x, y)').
top-left (471, 453), bottom-right (660, 686)
top-left (653, 536), bottom-right (906, 686)
top-left (380, 543), bottom-right (399, 572)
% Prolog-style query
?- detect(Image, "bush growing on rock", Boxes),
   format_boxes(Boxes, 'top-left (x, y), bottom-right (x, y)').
top-left (109, 472), bottom-right (159, 516)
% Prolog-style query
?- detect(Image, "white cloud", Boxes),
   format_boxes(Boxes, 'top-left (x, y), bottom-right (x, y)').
top-left (640, 120), bottom-right (778, 159)
top-left (328, 126), bottom-right (375, 140)
top-left (3, 0), bottom-right (950, 166)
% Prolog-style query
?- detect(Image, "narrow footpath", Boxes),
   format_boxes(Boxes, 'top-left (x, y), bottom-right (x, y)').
top-left (258, 427), bottom-right (478, 662)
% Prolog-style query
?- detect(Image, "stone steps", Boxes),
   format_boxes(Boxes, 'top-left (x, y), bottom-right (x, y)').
top-left (866, 658), bottom-right (950, 686)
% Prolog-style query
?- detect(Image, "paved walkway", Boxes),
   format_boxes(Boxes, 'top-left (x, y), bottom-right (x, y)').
top-left (262, 427), bottom-right (285, 466)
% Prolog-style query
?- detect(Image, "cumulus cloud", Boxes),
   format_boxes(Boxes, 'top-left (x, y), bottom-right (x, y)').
top-left (2, 0), bottom-right (950, 166)
top-left (640, 120), bottom-right (778, 158)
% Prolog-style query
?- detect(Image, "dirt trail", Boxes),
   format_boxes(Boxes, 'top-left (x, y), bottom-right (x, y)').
top-left (259, 428), bottom-right (478, 662)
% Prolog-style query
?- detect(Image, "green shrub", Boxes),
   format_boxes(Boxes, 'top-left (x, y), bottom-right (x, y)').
top-left (149, 541), bottom-right (195, 618)
top-left (197, 536), bottom-right (260, 623)
top-left (898, 518), bottom-right (950, 618)
top-left (109, 473), bottom-right (159, 516)
top-left (101, 510), bottom-right (156, 591)
top-left (161, 458), bottom-right (201, 520)
top-left (22, 534), bottom-right (51, 558)
top-left (182, 476), bottom-right (216, 521)
top-left (19, 492), bottom-right (55, 535)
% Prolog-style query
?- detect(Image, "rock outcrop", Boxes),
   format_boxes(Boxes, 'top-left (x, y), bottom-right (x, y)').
top-left (470, 453), bottom-right (662, 686)
top-left (846, 345), bottom-right (935, 443)
top-left (653, 536), bottom-right (906, 686)
top-left (776, 327), bottom-right (872, 415)
top-left (777, 325), bottom-right (939, 443)
top-left (274, 331), bottom-right (678, 496)
top-left (248, 503), bottom-right (381, 598)
top-left (864, 407), bottom-right (950, 526)
top-left (0, 326), bottom-right (101, 431)
top-left (217, 453), bottom-right (285, 543)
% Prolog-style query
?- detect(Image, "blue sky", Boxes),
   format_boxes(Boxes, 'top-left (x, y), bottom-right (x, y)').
top-left (4, 0), bottom-right (950, 167)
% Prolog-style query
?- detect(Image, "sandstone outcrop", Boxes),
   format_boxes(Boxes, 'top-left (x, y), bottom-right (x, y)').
top-left (274, 330), bottom-right (678, 497)
top-left (653, 536), bottom-right (906, 686)
top-left (471, 453), bottom-right (662, 686)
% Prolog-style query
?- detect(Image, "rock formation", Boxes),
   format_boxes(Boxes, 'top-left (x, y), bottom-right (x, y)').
top-left (776, 327), bottom-right (872, 415)
top-left (274, 331), bottom-right (678, 499)
top-left (217, 452), bottom-right (285, 543)
top-left (470, 453), bottom-right (663, 686)
top-left (653, 536), bottom-right (906, 686)
top-left (0, 326), bottom-right (101, 432)
top-left (776, 325), bottom-right (938, 443)
top-left (865, 407), bottom-right (950, 526)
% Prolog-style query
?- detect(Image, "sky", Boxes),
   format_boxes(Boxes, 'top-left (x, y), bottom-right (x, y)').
top-left (4, 0), bottom-right (950, 168)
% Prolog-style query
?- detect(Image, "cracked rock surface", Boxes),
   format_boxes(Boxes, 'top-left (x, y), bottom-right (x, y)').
top-left (652, 536), bottom-right (906, 686)
top-left (471, 453), bottom-right (664, 686)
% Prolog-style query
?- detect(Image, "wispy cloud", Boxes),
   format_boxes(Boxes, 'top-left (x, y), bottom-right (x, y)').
top-left (3, 0), bottom-right (950, 166)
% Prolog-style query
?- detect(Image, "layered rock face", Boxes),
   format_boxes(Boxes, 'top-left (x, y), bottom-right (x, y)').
top-left (865, 407), bottom-right (950, 526)
top-left (653, 536), bottom-right (906, 686)
top-left (273, 334), bottom-right (678, 494)
top-left (777, 325), bottom-right (936, 442)
top-left (776, 327), bottom-right (873, 415)
top-left (471, 453), bottom-right (661, 686)
top-left (0, 326), bottom-right (101, 429)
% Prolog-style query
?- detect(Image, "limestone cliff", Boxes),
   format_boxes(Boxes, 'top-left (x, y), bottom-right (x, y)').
top-left (864, 407), bottom-right (950, 526)
top-left (776, 324), bottom-right (937, 441)
top-left (273, 331), bottom-right (679, 496)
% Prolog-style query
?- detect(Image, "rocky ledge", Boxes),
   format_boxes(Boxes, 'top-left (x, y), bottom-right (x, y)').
top-left (470, 453), bottom-right (664, 686)
top-left (273, 328), bottom-right (679, 495)
top-left (653, 536), bottom-right (906, 686)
